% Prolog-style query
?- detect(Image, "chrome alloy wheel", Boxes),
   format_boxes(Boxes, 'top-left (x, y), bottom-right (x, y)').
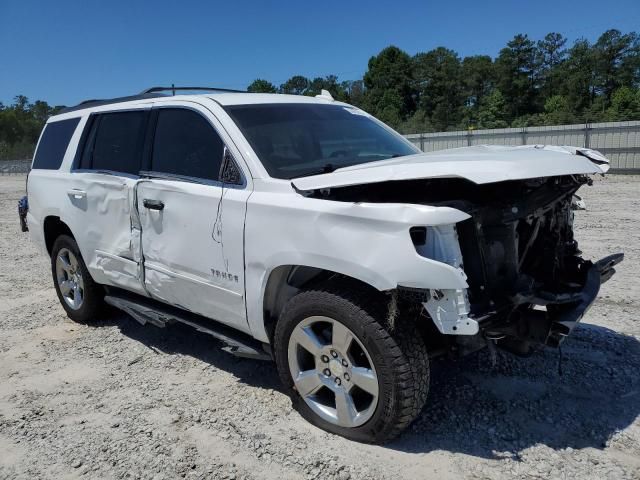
top-left (55, 248), bottom-right (84, 310)
top-left (287, 316), bottom-right (379, 428)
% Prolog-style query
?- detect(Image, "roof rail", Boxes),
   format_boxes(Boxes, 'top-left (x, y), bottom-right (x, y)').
top-left (58, 85), bottom-right (248, 115)
top-left (140, 85), bottom-right (246, 95)
top-left (58, 93), bottom-right (166, 114)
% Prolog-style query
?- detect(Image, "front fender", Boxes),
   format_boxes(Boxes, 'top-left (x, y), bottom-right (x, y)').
top-left (244, 192), bottom-right (470, 342)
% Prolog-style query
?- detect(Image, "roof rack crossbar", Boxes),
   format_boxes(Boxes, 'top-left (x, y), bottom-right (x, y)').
top-left (140, 85), bottom-right (246, 95)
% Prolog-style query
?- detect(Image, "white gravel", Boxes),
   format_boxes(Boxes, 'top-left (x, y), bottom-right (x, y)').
top-left (1, 174), bottom-right (639, 480)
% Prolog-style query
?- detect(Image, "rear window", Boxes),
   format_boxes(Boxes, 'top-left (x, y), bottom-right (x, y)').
top-left (78, 111), bottom-right (147, 175)
top-left (32, 118), bottom-right (81, 170)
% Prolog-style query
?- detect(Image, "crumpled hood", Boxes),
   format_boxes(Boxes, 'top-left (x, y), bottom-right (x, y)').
top-left (291, 145), bottom-right (610, 191)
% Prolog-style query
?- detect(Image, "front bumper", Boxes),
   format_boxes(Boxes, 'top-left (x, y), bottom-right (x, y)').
top-left (485, 253), bottom-right (624, 352)
top-left (545, 253), bottom-right (623, 346)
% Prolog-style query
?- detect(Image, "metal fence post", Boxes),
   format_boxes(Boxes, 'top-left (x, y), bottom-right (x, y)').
top-left (521, 127), bottom-right (528, 145)
top-left (419, 134), bottom-right (425, 152)
top-left (584, 122), bottom-right (591, 149)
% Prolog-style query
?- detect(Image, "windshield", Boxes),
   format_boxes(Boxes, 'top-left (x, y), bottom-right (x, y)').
top-left (224, 103), bottom-right (419, 179)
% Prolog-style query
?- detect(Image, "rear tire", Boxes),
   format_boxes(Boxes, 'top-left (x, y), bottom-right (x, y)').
top-left (51, 235), bottom-right (104, 323)
top-left (274, 280), bottom-right (429, 443)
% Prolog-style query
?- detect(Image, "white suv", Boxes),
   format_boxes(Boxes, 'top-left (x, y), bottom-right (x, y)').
top-left (21, 87), bottom-right (622, 443)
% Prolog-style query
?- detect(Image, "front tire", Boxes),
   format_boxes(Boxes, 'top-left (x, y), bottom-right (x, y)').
top-left (51, 235), bottom-right (104, 323)
top-left (274, 281), bottom-right (429, 443)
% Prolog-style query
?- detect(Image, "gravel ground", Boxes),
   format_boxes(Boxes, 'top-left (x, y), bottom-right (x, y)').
top-left (1, 174), bottom-right (639, 480)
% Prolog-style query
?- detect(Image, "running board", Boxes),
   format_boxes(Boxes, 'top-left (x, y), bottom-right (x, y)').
top-left (104, 291), bottom-right (272, 361)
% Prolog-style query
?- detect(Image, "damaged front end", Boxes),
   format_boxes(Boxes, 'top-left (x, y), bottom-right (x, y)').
top-left (450, 174), bottom-right (623, 354)
top-left (305, 173), bottom-right (623, 356)
top-left (485, 253), bottom-right (622, 354)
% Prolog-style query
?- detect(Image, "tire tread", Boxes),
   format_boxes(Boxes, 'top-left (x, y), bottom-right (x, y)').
top-left (275, 277), bottom-right (429, 443)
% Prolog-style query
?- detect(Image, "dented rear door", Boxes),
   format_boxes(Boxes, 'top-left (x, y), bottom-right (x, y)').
top-left (67, 107), bottom-right (150, 295)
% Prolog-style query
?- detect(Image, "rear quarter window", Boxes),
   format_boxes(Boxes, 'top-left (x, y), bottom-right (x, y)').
top-left (32, 118), bottom-right (81, 170)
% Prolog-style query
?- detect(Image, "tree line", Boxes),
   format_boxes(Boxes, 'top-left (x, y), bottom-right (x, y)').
top-left (248, 29), bottom-right (640, 133)
top-left (1, 28), bottom-right (639, 160)
top-left (0, 96), bottom-right (64, 160)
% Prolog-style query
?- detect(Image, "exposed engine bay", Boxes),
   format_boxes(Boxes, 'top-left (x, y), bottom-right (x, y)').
top-left (306, 175), bottom-right (624, 356)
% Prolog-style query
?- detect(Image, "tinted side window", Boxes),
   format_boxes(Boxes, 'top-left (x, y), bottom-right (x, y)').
top-left (32, 118), bottom-right (80, 169)
top-left (78, 116), bottom-right (99, 170)
top-left (151, 109), bottom-right (224, 180)
top-left (90, 111), bottom-right (146, 174)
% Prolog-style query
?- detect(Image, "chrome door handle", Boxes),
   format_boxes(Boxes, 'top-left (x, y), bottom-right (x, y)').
top-left (67, 189), bottom-right (86, 199)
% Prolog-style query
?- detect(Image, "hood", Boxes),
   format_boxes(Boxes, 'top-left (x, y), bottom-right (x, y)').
top-left (291, 145), bottom-right (609, 191)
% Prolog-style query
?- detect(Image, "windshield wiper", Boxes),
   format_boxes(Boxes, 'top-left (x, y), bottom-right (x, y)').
top-left (291, 154), bottom-right (409, 179)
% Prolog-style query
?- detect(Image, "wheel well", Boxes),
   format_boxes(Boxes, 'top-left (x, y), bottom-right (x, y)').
top-left (43, 216), bottom-right (74, 255)
top-left (262, 266), bottom-right (381, 343)
top-left (262, 265), bottom-right (450, 353)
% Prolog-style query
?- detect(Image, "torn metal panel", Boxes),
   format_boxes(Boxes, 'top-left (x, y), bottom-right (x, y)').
top-left (423, 289), bottom-right (478, 335)
top-left (60, 172), bottom-right (147, 295)
top-left (290, 169), bottom-right (622, 347)
top-left (291, 144), bottom-right (608, 191)
top-left (94, 250), bottom-right (140, 292)
top-left (572, 194), bottom-right (586, 210)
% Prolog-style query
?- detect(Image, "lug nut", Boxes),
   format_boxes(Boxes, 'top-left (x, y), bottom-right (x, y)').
top-left (323, 368), bottom-right (331, 377)
top-left (321, 355), bottom-right (329, 363)
top-left (330, 350), bottom-right (338, 358)
top-left (341, 359), bottom-right (348, 367)
top-left (344, 373), bottom-right (350, 381)
top-left (334, 377), bottom-right (341, 386)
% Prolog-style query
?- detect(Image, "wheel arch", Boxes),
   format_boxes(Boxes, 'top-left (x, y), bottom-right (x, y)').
top-left (43, 216), bottom-right (75, 255)
top-left (261, 265), bottom-right (385, 344)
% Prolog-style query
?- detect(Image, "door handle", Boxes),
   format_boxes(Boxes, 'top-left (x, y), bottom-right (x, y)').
top-left (67, 189), bottom-right (86, 199)
top-left (143, 199), bottom-right (165, 211)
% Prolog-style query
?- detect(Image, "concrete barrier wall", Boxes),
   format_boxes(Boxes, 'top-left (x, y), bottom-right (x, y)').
top-left (405, 120), bottom-right (640, 173)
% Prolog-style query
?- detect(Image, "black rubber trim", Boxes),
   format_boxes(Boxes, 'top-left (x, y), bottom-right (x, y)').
top-left (59, 93), bottom-right (165, 114)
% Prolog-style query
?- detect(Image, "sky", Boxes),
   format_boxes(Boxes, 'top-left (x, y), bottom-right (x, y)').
top-left (1, 0), bottom-right (639, 107)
